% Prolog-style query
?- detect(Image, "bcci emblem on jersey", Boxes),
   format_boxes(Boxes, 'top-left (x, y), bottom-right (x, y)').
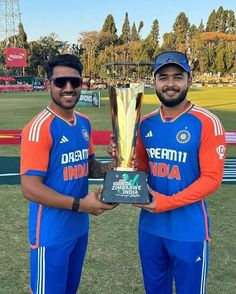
top-left (82, 128), bottom-right (89, 141)
top-left (176, 129), bottom-right (191, 144)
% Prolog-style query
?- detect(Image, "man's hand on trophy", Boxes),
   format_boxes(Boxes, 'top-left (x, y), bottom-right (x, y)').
top-left (106, 159), bottom-right (117, 171)
top-left (79, 185), bottom-right (118, 216)
top-left (107, 133), bottom-right (138, 171)
top-left (133, 185), bottom-right (159, 213)
top-left (131, 153), bottom-right (138, 171)
top-left (107, 134), bottom-right (117, 158)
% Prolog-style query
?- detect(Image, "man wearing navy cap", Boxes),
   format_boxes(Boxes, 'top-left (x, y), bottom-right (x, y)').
top-left (133, 51), bottom-right (226, 293)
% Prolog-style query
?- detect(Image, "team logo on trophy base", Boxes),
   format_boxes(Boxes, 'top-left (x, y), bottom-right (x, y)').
top-left (101, 170), bottom-right (149, 204)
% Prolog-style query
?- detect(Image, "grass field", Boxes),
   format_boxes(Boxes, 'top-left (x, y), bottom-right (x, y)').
top-left (0, 87), bottom-right (236, 293)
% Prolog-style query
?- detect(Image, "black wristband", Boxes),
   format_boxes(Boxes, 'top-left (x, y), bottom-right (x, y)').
top-left (72, 197), bottom-right (80, 211)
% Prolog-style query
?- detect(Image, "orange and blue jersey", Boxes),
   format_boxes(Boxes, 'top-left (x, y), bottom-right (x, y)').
top-left (136, 102), bottom-right (226, 241)
top-left (20, 106), bottom-right (95, 247)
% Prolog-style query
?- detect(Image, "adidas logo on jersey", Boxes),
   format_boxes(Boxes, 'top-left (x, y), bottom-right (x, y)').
top-left (195, 256), bottom-right (201, 262)
top-left (145, 131), bottom-right (153, 138)
top-left (60, 135), bottom-right (69, 143)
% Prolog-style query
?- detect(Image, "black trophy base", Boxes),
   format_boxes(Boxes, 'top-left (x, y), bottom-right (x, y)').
top-left (101, 170), bottom-right (150, 204)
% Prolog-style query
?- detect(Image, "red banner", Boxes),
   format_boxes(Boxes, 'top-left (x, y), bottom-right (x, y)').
top-left (0, 84), bottom-right (33, 92)
top-left (5, 48), bottom-right (27, 68)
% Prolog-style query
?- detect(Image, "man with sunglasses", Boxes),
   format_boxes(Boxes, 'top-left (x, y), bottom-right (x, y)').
top-left (20, 54), bottom-right (117, 294)
top-left (109, 51), bottom-right (225, 293)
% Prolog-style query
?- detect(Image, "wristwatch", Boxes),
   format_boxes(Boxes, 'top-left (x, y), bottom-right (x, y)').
top-left (72, 197), bottom-right (80, 211)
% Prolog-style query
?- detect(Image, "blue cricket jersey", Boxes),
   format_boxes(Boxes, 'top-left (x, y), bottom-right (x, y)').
top-left (21, 106), bottom-right (94, 247)
top-left (136, 102), bottom-right (225, 241)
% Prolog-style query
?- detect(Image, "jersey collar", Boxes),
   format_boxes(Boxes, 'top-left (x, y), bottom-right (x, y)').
top-left (159, 101), bottom-right (193, 123)
top-left (46, 106), bottom-right (77, 126)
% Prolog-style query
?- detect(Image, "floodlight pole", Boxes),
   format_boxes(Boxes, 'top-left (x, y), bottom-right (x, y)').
top-left (0, 0), bottom-right (21, 45)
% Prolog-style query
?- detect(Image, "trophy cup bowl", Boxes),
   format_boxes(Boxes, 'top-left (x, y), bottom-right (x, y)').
top-left (101, 83), bottom-right (150, 204)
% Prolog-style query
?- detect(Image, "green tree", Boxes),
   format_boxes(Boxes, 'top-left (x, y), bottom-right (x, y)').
top-left (173, 12), bottom-right (190, 51)
top-left (70, 43), bottom-right (81, 56)
top-left (79, 31), bottom-right (113, 76)
top-left (27, 34), bottom-right (68, 76)
top-left (187, 25), bottom-right (206, 75)
top-left (198, 20), bottom-right (205, 32)
top-left (206, 10), bottom-right (217, 31)
top-left (200, 7), bottom-right (235, 75)
top-left (225, 10), bottom-right (236, 34)
top-left (0, 40), bottom-right (7, 74)
top-left (27, 41), bottom-right (44, 76)
top-left (102, 14), bottom-right (118, 43)
top-left (216, 6), bottom-right (226, 32)
top-left (131, 23), bottom-right (139, 41)
top-left (207, 43), bottom-right (217, 73)
top-left (138, 21), bottom-right (144, 34)
top-left (206, 7), bottom-right (235, 33)
top-left (161, 32), bottom-right (176, 51)
top-left (17, 22), bottom-right (28, 48)
top-left (7, 22), bottom-right (28, 48)
top-left (188, 25), bottom-right (198, 55)
top-left (141, 19), bottom-right (159, 60)
top-left (119, 12), bottom-right (131, 44)
top-left (216, 41), bottom-right (226, 74)
top-left (225, 42), bottom-right (236, 72)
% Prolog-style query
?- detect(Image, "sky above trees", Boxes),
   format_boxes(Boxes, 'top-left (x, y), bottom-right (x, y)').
top-left (19, 0), bottom-right (236, 44)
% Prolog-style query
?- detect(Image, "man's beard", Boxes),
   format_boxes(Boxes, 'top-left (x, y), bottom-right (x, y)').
top-left (156, 87), bottom-right (188, 107)
top-left (52, 93), bottom-right (79, 109)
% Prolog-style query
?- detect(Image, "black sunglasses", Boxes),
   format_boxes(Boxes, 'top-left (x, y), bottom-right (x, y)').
top-left (50, 76), bottom-right (82, 88)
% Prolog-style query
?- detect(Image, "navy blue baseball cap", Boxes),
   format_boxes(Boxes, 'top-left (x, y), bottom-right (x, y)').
top-left (154, 51), bottom-right (191, 75)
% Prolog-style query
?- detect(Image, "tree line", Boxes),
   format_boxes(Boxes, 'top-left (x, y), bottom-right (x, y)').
top-left (0, 6), bottom-right (235, 79)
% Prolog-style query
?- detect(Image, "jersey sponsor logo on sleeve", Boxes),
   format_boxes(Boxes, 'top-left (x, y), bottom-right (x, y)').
top-left (216, 145), bottom-right (226, 160)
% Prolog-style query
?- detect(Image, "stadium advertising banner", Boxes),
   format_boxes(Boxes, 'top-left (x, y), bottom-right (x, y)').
top-left (0, 84), bottom-right (33, 92)
top-left (78, 90), bottom-right (100, 107)
top-left (5, 48), bottom-right (27, 68)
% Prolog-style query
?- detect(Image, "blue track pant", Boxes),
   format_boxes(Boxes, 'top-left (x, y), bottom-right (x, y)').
top-left (30, 233), bottom-right (88, 294)
top-left (139, 229), bottom-right (209, 294)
